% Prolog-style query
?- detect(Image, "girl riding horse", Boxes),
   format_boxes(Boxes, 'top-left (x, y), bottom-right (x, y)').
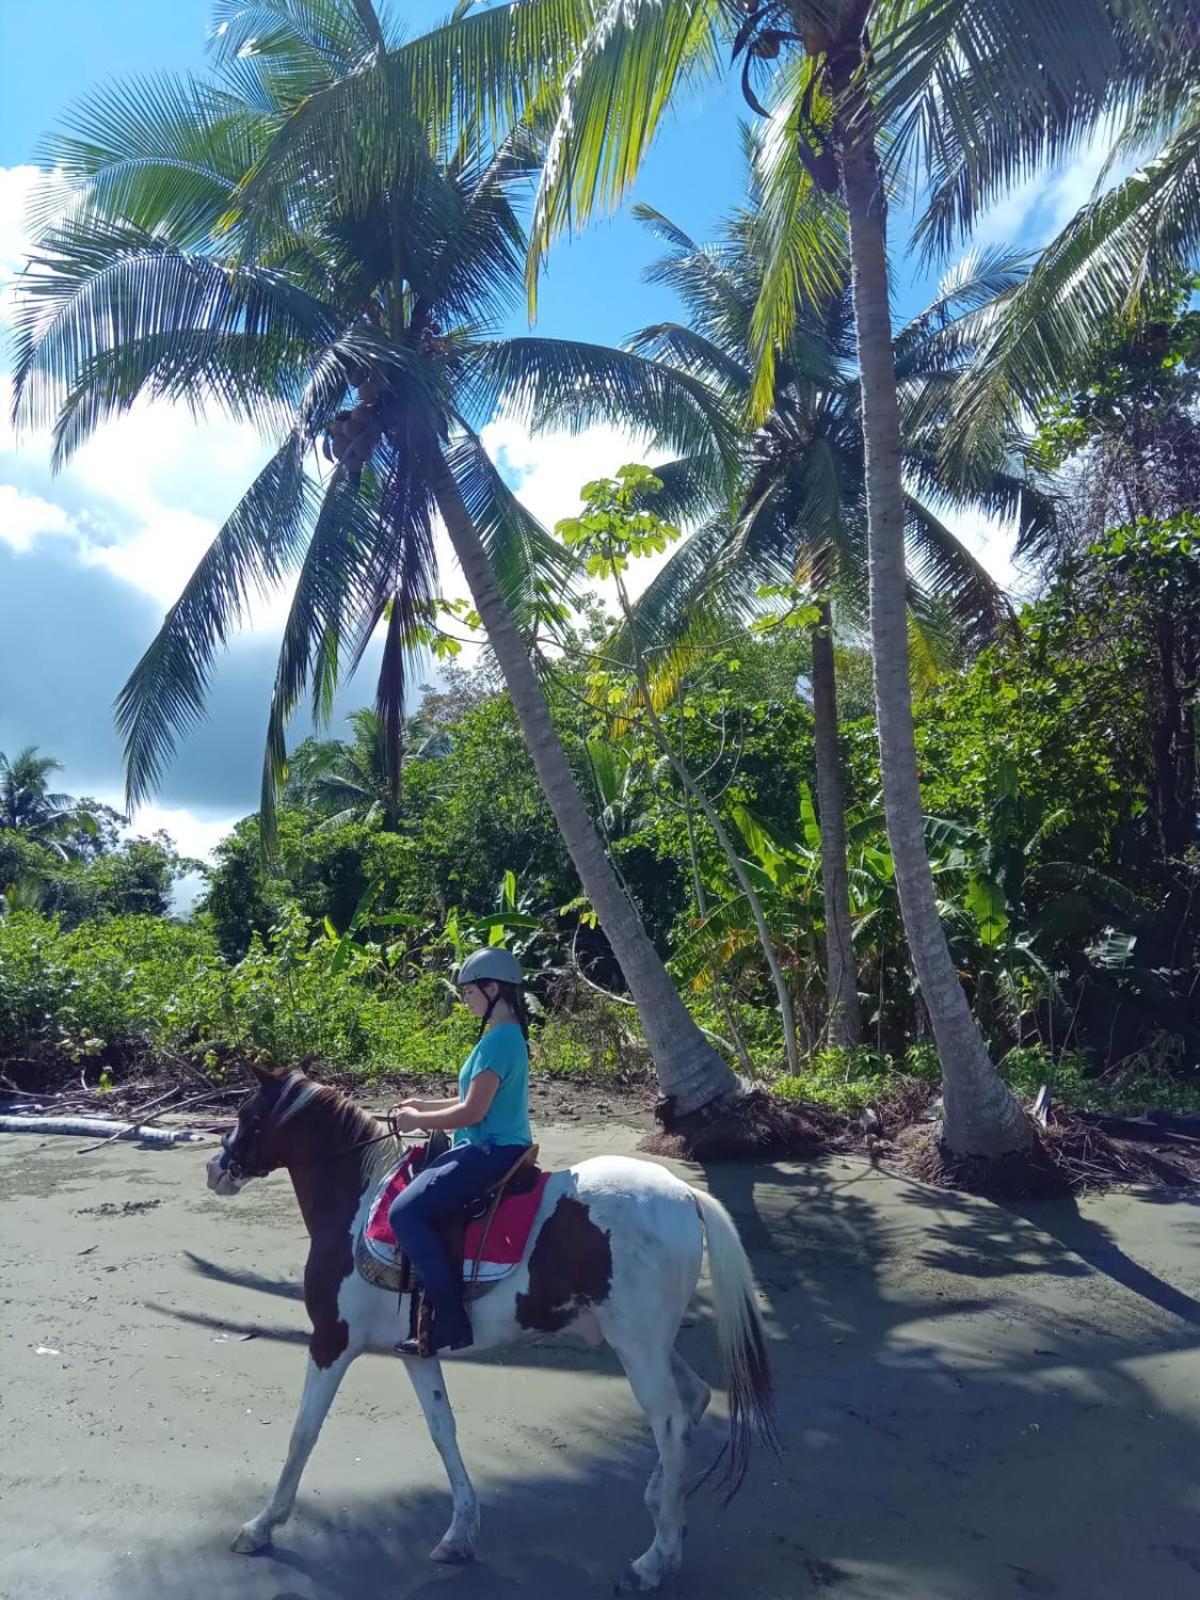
top-left (387, 947), bottom-right (533, 1356)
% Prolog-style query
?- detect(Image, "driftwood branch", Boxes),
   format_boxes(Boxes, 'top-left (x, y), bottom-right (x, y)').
top-left (74, 1086), bottom-right (231, 1153)
top-left (0, 1115), bottom-right (204, 1146)
top-left (75, 1087), bottom-right (183, 1153)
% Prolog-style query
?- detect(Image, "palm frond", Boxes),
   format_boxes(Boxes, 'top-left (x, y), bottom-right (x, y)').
top-left (117, 434), bottom-right (314, 807)
top-left (223, 2), bottom-right (586, 243)
top-left (633, 203), bottom-right (756, 347)
top-left (12, 217), bottom-right (337, 450)
top-left (951, 107), bottom-right (1200, 464)
top-left (902, 491), bottom-right (1010, 646)
top-left (620, 513), bottom-right (744, 656)
top-left (629, 201), bottom-right (701, 255)
top-left (625, 321), bottom-right (751, 396)
top-left (444, 427), bottom-right (580, 625)
top-left (49, 331), bottom-right (304, 462)
top-left (260, 463), bottom-right (386, 843)
top-left (873, 0), bottom-right (1194, 256)
top-left (463, 336), bottom-right (741, 490)
top-left (892, 246), bottom-right (1032, 378)
top-left (746, 57), bottom-right (848, 422)
top-left (35, 73), bottom-right (266, 246)
top-left (525, 0), bottom-right (728, 310)
top-left (210, 0), bottom-right (392, 78)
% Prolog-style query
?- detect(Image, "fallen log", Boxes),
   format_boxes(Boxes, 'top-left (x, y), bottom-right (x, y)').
top-left (0, 1115), bottom-right (204, 1146)
top-left (1074, 1109), bottom-right (1200, 1148)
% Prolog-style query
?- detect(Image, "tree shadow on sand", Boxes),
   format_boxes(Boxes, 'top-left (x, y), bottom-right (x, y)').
top-left (124, 1154), bottom-right (1200, 1599)
top-left (694, 1155), bottom-right (1200, 1597)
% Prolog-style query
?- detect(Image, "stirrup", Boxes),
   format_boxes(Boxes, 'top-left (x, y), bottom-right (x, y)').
top-left (395, 1333), bottom-right (472, 1359)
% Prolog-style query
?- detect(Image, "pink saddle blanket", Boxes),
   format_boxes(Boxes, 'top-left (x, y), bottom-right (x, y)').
top-left (365, 1146), bottom-right (550, 1269)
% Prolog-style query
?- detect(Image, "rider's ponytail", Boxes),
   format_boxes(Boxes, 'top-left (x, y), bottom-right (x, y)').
top-left (477, 980), bottom-right (531, 1041)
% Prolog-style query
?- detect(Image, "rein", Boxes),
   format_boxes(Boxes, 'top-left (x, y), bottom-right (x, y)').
top-left (322, 1122), bottom-right (403, 1162)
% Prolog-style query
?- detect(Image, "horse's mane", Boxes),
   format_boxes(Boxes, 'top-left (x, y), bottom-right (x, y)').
top-left (277, 1071), bottom-right (401, 1188)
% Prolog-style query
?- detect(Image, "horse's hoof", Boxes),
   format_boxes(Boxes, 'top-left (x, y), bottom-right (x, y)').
top-left (232, 1522), bottom-right (272, 1555)
top-left (431, 1541), bottom-right (475, 1566)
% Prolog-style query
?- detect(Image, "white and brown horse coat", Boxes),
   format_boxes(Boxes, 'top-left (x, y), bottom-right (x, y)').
top-left (207, 1066), bottom-right (775, 1592)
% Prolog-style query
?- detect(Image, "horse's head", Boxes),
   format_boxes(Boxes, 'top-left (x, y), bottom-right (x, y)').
top-left (207, 1065), bottom-right (318, 1196)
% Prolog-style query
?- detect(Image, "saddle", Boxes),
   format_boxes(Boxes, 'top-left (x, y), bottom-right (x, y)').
top-left (358, 1134), bottom-right (548, 1354)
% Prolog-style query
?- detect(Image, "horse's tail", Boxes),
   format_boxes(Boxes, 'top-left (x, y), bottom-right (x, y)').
top-left (691, 1186), bottom-right (780, 1498)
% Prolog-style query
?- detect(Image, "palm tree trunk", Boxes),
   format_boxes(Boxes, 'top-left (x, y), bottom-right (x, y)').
top-left (428, 447), bottom-right (739, 1117)
top-left (810, 602), bottom-right (861, 1049)
top-left (832, 79), bottom-right (1031, 1157)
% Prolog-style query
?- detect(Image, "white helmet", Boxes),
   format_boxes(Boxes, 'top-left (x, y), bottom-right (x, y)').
top-left (457, 948), bottom-right (524, 987)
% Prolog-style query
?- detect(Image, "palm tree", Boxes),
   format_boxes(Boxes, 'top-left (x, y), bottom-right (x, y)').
top-left (13, 2), bottom-right (741, 1116)
top-left (286, 708), bottom-right (398, 828)
top-left (405, 0), bottom-right (1190, 1156)
top-left (0, 747), bottom-right (95, 860)
top-left (623, 181), bottom-right (1048, 1054)
top-left (944, 74), bottom-right (1200, 473)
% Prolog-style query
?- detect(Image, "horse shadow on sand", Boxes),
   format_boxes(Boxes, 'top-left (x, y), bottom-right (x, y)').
top-left (127, 1155), bottom-right (1200, 1599)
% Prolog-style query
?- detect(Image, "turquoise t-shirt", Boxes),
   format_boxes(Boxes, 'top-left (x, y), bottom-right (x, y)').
top-left (454, 1021), bottom-right (532, 1150)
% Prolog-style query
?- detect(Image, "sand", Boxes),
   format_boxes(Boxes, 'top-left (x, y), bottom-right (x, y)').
top-left (3, 1105), bottom-right (1200, 1599)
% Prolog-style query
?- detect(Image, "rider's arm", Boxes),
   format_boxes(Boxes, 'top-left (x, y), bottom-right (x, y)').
top-left (404, 1070), bottom-right (500, 1132)
top-left (399, 1096), bottom-right (460, 1113)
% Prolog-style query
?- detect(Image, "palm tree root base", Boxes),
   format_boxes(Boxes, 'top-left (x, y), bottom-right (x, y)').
top-left (897, 1116), bottom-right (1199, 1198)
top-left (642, 1088), bottom-right (845, 1161)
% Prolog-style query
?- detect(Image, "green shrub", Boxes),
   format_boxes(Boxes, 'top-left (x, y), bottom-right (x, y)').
top-left (1001, 1040), bottom-right (1200, 1115)
top-left (0, 911), bottom-right (221, 1063)
top-left (774, 1046), bottom-right (912, 1110)
top-left (0, 907), bottom-right (643, 1085)
top-left (532, 988), bottom-right (654, 1079)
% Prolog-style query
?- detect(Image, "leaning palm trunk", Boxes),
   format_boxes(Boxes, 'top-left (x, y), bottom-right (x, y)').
top-left (832, 80), bottom-right (1031, 1157)
top-left (809, 603), bottom-right (861, 1049)
top-left (428, 448), bottom-right (739, 1117)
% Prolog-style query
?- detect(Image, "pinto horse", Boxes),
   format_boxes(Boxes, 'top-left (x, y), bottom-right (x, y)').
top-left (206, 1064), bottom-right (776, 1591)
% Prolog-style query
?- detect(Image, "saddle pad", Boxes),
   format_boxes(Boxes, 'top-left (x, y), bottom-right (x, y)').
top-left (362, 1150), bottom-right (550, 1283)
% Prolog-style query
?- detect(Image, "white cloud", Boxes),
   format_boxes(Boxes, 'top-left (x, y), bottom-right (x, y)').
top-left (0, 165), bottom-right (275, 620)
top-left (970, 124), bottom-right (1130, 255)
top-left (933, 502), bottom-right (1020, 593)
top-left (0, 482), bottom-right (74, 552)
top-left (477, 415), bottom-right (676, 606)
top-left (116, 800), bottom-right (237, 864)
top-left (481, 416), bottom-right (657, 531)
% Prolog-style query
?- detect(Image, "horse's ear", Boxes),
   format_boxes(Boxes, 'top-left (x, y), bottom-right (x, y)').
top-left (246, 1061), bottom-right (276, 1087)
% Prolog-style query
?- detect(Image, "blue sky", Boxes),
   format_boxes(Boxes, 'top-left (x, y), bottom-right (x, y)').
top-left (0, 1), bottom-right (1109, 861)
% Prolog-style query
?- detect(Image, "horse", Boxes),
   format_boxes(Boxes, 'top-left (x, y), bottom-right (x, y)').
top-left (206, 1063), bottom-right (777, 1592)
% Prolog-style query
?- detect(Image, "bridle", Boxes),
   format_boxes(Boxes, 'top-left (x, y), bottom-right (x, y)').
top-left (220, 1071), bottom-right (403, 1180)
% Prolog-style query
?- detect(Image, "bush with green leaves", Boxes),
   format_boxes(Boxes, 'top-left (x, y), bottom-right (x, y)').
top-left (0, 908), bottom-right (646, 1086)
top-left (0, 911), bottom-right (221, 1065)
top-left (774, 1045), bottom-right (940, 1111)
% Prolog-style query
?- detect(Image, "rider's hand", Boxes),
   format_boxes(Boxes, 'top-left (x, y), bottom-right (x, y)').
top-left (389, 1105), bottom-right (421, 1135)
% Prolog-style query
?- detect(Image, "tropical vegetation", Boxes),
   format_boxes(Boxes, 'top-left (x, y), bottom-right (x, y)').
top-left (5, 0), bottom-right (1200, 1162)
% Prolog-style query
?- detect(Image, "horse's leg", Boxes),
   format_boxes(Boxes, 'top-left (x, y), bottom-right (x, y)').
top-left (671, 1350), bottom-right (712, 1430)
top-left (611, 1342), bottom-right (691, 1593)
top-left (232, 1348), bottom-right (354, 1553)
top-left (403, 1357), bottom-right (480, 1564)
top-left (646, 1350), bottom-right (712, 1517)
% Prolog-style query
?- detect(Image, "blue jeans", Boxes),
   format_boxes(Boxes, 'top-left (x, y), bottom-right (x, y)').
top-left (388, 1141), bottom-right (528, 1348)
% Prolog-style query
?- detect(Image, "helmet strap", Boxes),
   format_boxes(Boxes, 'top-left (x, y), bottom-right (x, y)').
top-left (477, 984), bottom-right (501, 1041)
